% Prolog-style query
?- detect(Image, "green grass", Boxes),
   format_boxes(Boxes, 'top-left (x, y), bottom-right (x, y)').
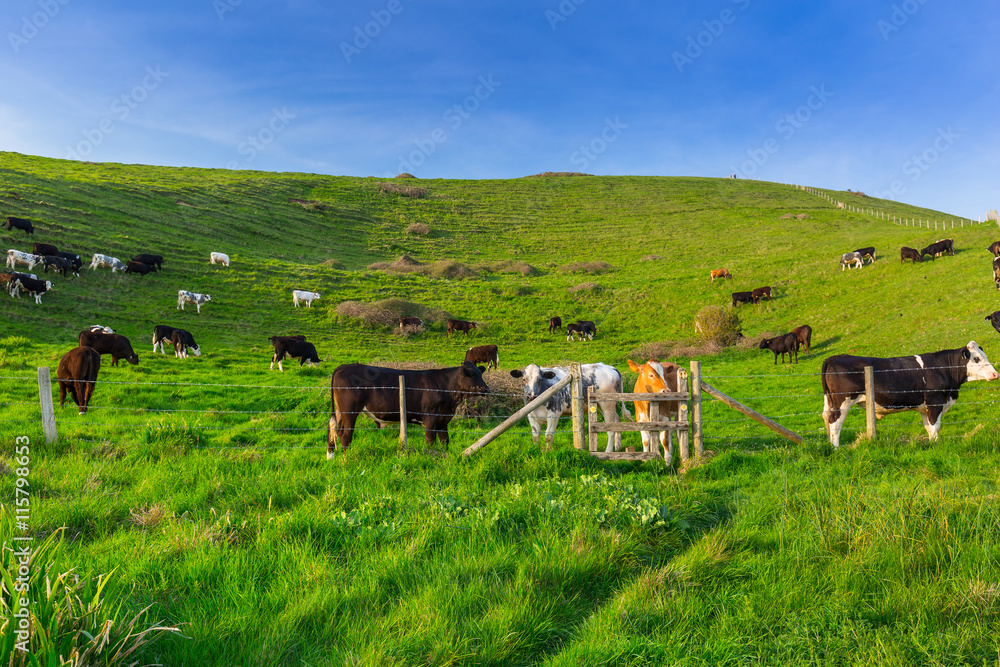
top-left (3, 151), bottom-right (1000, 665)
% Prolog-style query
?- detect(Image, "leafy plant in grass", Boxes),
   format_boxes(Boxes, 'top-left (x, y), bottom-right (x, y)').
top-left (0, 519), bottom-right (183, 666)
top-left (694, 305), bottom-right (743, 347)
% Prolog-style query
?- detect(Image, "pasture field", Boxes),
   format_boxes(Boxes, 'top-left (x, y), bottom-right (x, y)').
top-left (3, 151), bottom-right (1000, 665)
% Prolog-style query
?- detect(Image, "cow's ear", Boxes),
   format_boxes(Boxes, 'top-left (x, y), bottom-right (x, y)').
top-left (963, 348), bottom-right (971, 359)
top-left (510, 370), bottom-right (523, 378)
top-left (541, 371), bottom-right (556, 379)
top-left (477, 365), bottom-right (486, 374)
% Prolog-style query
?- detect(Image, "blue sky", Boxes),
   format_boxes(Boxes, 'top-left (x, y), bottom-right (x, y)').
top-left (1, 0), bottom-right (996, 218)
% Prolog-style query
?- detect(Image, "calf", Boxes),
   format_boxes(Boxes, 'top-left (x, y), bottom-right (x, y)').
top-left (32, 242), bottom-right (58, 257)
top-left (989, 241), bottom-right (1000, 257)
top-left (270, 337), bottom-right (320, 371)
top-left (732, 291), bottom-right (755, 306)
top-left (793, 324), bottom-right (813, 354)
top-left (170, 328), bottom-right (201, 358)
top-left (548, 316), bottom-right (562, 333)
top-left (840, 252), bottom-right (863, 270)
top-left (57, 346), bottom-right (101, 415)
top-left (710, 268), bottom-right (733, 282)
top-left (6, 249), bottom-right (41, 271)
top-left (578, 320), bottom-right (597, 339)
top-left (994, 257), bottom-right (1000, 291)
top-left (6, 272), bottom-right (38, 298)
top-left (399, 316), bottom-right (423, 329)
top-left (900, 247), bottom-right (922, 263)
top-left (935, 238), bottom-right (955, 256)
top-left (89, 254), bottom-right (127, 272)
top-left (626, 359), bottom-right (688, 460)
top-left (6, 217), bottom-right (33, 235)
top-left (124, 260), bottom-right (155, 276)
top-left (209, 252), bottom-right (230, 266)
top-left (751, 286), bottom-right (771, 302)
top-left (986, 311), bottom-right (1000, 335)
top-left (77, 332), bottom-right (139, 367)
top-left (759, 333), bottom-right (799, 364)
top-left (133, 253), bottom-right (163, 270)
top-left (920, 241), bottom-right (950, 260)
top-left (13, 276), bottom-right (51, 304)
top-left (41, 255), bottom-right (74, 277)
top-left (177, 290), bottom-right (211, 313)
top-left (853, 247), bottom-right (876, 264)
top-left (152, 325), bottom-right (177, 354)
top-left (292, 290), bottom-right (321, 308)
top-left (447, 319), bottom-right (477, 336)
top-left (56, 251), bottom-right (82, 275)
top-left (566, 322), bottom-right (595, 341)
top-left (464, 344), bottom-right (499, 370)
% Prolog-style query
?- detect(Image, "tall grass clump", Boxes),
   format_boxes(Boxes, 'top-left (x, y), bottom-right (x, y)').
top-left (377, 182), bottom-right (427, 198)
top-left (694, 306), bottom-right (743, 346)
top-left (336, 298), bottom-right (449, 329)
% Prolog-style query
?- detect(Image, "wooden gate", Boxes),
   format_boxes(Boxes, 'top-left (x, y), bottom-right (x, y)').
top-left (586, 386), bottom-right (690, 463)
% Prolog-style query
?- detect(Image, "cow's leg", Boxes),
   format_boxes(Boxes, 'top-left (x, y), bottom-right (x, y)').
top-left (544, 414), bottom-right (559, 449)
top-left (921, 396), bottom-right (956, 440)
top-left (824, 393), bottom-right (859, 447)
top-left (58, 380), bottom-right (67, 408)
top-left (527, 413), bottom-right (542, 444)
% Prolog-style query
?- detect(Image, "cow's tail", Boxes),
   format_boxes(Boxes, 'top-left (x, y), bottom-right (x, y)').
top-left (328, 385), bottom-right (340, 452)
top-left (621, 403), bottom-right (634, 422)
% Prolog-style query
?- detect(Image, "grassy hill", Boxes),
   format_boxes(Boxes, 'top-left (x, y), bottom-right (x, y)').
top-left (3, 152), bottom-right (1000, 665)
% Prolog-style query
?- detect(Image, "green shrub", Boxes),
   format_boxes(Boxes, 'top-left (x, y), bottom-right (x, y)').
top-left (694, 306), bottom-right (742, 346)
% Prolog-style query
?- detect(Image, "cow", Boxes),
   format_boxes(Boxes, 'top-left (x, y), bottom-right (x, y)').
top-left (270, 336), bottom-right (320, 371)
top-left (710, 268), bottom-right (733, 282)
top-left (399, 316), bottom-right (423, 329)
top-left (900, 247), bottom-right (922, 263)
top-left (578, 321), bottom-right (597, 338)
top-left (0, 272), bottom-right (14, 295)
top-left (89, 254), bottom-right (127, 272)
top-left (6, 249), bottom-right (42, 271)
top-left (548, 316), bottom-right (562, 333)
top-left (41, 255), bottom-right (74, 277)
top-left (124, 260), bottom-right (155, 276)
top-left (177, 290), bottom-right (211, 313)
top-left (853, 247), bottom-right (876, 264)
top-left (170, 328), bottom-right (201, 358)
top-left (13, 276), bottom-right (51, 304)
top-left (821, 342), bottom-right (998, 447)
top-left (5, 272), bottom-right (38, 298)
top-left (57, 346), bottom-right (101, 415)
top-left (292, 290), bottom-right (321, 308)
top-left (56, 251), bottom-right (82, 275)
top-left (920, 241), bottom-right (950, 260)
top-left (152, 325), bottom-right (178, 354)
top-left (793, 324), bottom-right (813, 354)
top-left (464, 344), bottom-right (499, 370)
top-left (988, 241), bottom-right (1000, 257)
top-left (626, 359), bottom-right (688, 460)
top-left (751, 286), bottom-right (772, 302)
top-left (77, 332), bottom-right (139, 367)
top-left (986, 311), bottom-right (1000, 335)
top-left (994, 257), bottom-right (1000, 291)
top-left (509, 362), bottom-right (629, 452)
top-left (327, 361), bottom-right (490, 457)
top-left (732, 291), bottom-right (755, 306)
top-left (934, 238), bottom-right (955, 256)
top-left (32, 242), bottom-right (58, 257)
top-left (209, 252), bottom-right (230, 266)
top-left (759, 333), bottom-right (799, 364)
top-left (840, 252), bottom-right (863, 270)
top-left (132, 254), bottom-right (163, 270)
top-left (88, 325), bottom-right (114, 334)
top-left (447, 319), bottom-right (477, 336)
top-left (6, 217), bottom-right (33, 235)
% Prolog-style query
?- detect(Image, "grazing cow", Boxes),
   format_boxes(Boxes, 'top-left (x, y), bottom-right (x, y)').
top-left (464, 344), bottom-right (499, 370)
top-left (32, 242), bottom-right (58, 257)
top-left (55, 251), bottom-right (82, 274)
top-left (447, 319), bottom-right (477, 336)
top-left (152, 325), bottom-right (177, 354)
top-left (626, 359), bottom-right (688, 460)
top-left (13, 276), bottom-right (51, 304)
top-left (57, 347), bottom-right (101, 415)
top-left (900, 247), bottom-right (922, 263)
top-left (934, 238), bottom-right (955, 256)
top-left (994, 257), bottom-right (1000, 291)
top-left (41, 255), bottom-right (74, 277)
top-left (821, 342), bottom-right (998, 447)
top-left (327, 361), bottom-right (490, 456)
top-left (548, 316), bottom-right (562, 333)
top-left (793, 324), bottom-right (813, 354)
top-left (77, 332), bottom-right (139, 367)
top-left (399, 316), bottom-right (423, 329)
top-left (170, 328), bottom-right (201, 358)
top-left (88, 325), bottom-right (114, 334)
top-left (578, 321), bottom-right (597, 338)
top-left (209, 252), bottom-right (230, 266)
top-left (710, 268), bottom-right (733, 282)
top-left (6, 249), bottom-right (42, 271)
top-left (986, 312), bottom-right (1000, 335)
top-left (840, 252), bottom-right (863, 270)
top-left (751, 286), bottom-right (772, 302)
top-left (6, 217), bottom-right (33, 235)
top-left (292, 290), bottom-right (321, 308)
top-left (732, 291), bottom-right (755, 306)
top-left (989, 241), bottom-right (1000, 257)
top-left (177, 290), bottom-right (211, 313)
top-left (124, 260), bottom-right (155, 276)
top-left (510, 363), bottom-right (629, 452)
top-left (89, 254), bottom-right (127, 272)
top-left (853, 247), bottom-right (876, 264)
top-left (920, 240), bottom-right (951, 260)
top-left (759, 333), bottom-right (799, 364)
top-left (132, 254), bottom-right (163, 270)
top-left (270, 337), bottom-right (320, 371)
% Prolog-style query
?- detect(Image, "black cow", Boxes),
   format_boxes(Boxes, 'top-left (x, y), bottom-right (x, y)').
top-left (578, 320), bottom-right (597, 338)
top-left (988, 241), bottom-right (1000, 257)
top-left (732, 291), bottom-right (755, 306)
top-left (327, 361), bottom-right (489, 456)
top-left (821, 342), bottom-right (998, 447)
top-left (900, 247), bottom-right (922, 263)
top-left (994, 257), bottom-right (1000, 291)
top-left (170, 328), bottom-right (201, 358)
top-left (793, 325), bottom-right (813, 354)
top-left (270, 336), bottom-right (319, 371)
top-left (56, 251), bottom-right (82, 274)
top-left (33, 242), bottom-right (58, 257)
top-left (464, 344), bottom-right (499, 370)
top-left (751, 286), bottom-right (772, 302)
top-left (41, 255), bottom-right (74, 277)
top-left (77, 332), bottom-right (139, 367)
top-left (921, 240), bottom-right (951, 260)
top-left (124, 260), bottom-right (155, 275)
top-left (852, 247), bottom-right (876, 264)
top-left (6, 217), bottom-right (33, 235)
top-left (152, 325), bottom-right (178, 354)
top-left (759, 333), bottom-right (799, 364)
top-left (548, 316), bottom-right (562, 333)
top-left (57, 346), bottom-right (101, 415)
top-left (985, 311), bottom-right (1000, 335)
top-left (133, 254), bottom-right (163, 270)
top-left (399, 316), bottom-right (423, 329)
top-left (446, 319), bottom-right (477, 336)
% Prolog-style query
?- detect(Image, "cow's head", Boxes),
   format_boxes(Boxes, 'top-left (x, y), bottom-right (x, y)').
top-left (189, 345), bottom-right (202, 357)
top-left (628, 359), bottom-right (687, 393)
top-left (456, 361), bottom-right (489, 395)
top-left (963, 342), bottom-right (999, 381)
top-left (510, 364), bottom-right (557, 401)
top-left (986, 312), bottom-right (1000, 336)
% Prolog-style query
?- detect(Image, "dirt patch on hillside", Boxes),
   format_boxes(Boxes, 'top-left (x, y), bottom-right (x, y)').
top-left (559, 261), bottom-right (612, 275)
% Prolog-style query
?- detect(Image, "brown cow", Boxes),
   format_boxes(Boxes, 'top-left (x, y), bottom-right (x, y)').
top-left (399, 316), bottom-right (423, 329)
top-left (989, 241), bottom-right (1000, 257)
top-left (57, 346), bottom-right (101, 414)
top-left (751, 286), bottom-right (771, 302)
top-left (710, 268), bottom-right (732, 282)
top-left (464, 344), bottom-right (499, 370)
top-left (759, 333), bottom-right (799, 364)
top-left (626, 359), bottom-right (688, 460)
top-left (77, 332), bottom-right (139, 367)
top-left (793, 325), bottom-right (812, 354)
top-left (548, 316), bottom-right (562, 333)
top-left (447, 319), bottom-right (477, 336)
top-left (900, 247), bottom-right (922, 263)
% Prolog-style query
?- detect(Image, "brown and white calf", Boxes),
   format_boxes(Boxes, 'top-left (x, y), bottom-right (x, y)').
top-left (626, 359), bottom-right (688, 460)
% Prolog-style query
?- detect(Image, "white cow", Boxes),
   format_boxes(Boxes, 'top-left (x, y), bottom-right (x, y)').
top-left (509, 362), bottom-right (630, 452)
top-left (209, 252), bottom-right (230, 267)
top-left (292, 290), bottom-right (321, 308)
top-left (89, 254), bottom-right (127, 272)
top-left (840, 252), bottom-right (863, 270)
top-left (6, 250), bottom-right (41, 271)
top-left (177, 290), bottom-right (212, 313)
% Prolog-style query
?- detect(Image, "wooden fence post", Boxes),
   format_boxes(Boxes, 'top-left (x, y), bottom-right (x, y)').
top-left (690, 361), bottom-right (703, 457)
top-left (37, 366), bottom-right (57, 444)
top-left (678, 403), bottom-right (689, 462)
top-left (587, 386), bottom-right (598, 452)
top-left (462, 375), bottom-right (572, 457)
top-left (399, 375), bottom-right (407, 447)
top-left (570, 363), bottom-right (584, 450)
top-left (864, 366), bottom-right (876, 441)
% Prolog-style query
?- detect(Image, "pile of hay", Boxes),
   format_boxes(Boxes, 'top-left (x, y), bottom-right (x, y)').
top-left (368, 255), bottom-right (479, 280)
top-left (336, 298), bottom-right (449, 329)
top-left (378, 182), bottom-right (427, 198)
top-left (568, 282), bottom-right (601, 294)
top-left (559, 261), bottom-right (612, 275)
top-left (405, 222), bottom-right (431, 235)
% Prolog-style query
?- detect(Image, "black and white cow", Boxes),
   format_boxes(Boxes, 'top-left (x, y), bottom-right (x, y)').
top-left (6, 272), bottom-right (38, 298)
top-left (821, 342), bottom-right (998, 447)
top-left (270, 336), bottom-right (320, 371)
top-left (170, 329), bottom-right (201, 358)
top-left (509, 363), bottom-right (630, 452)
top-left (177, 290), bottom-right (211, 313)
top-left (993, 257), bottom-right (1000, 291)
top-left (152, 325), bottom-right (178, 354)
top-left (6, 217), bottom-right (33, 235)
top-left (41, 255), bottom-right (74, 277)
top-left (88, 325), bottom-right (114, 334)
top-left (89, 254), bottom-right (127, 272)
top-left (985, 312), bottom-right (1000, 335)
top-left (13, 276), bottom-right (52, 304)
top-left (6, 250), bottom-right (41, 271)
